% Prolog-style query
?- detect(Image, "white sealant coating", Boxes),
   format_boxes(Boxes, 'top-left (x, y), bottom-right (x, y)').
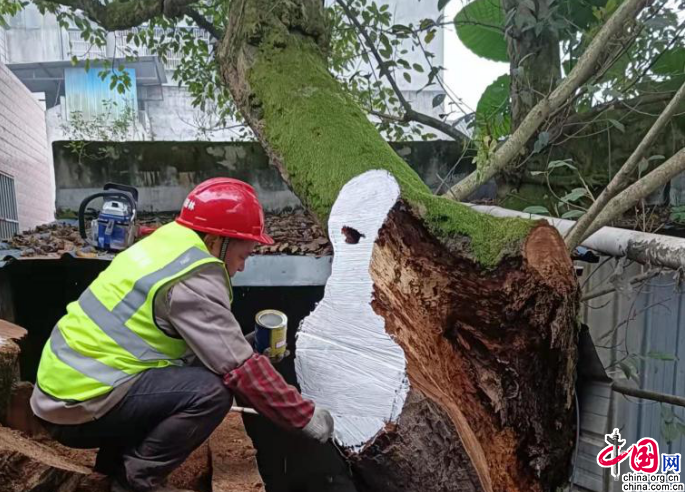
top-left (295, 170), bottom-right (409, 451)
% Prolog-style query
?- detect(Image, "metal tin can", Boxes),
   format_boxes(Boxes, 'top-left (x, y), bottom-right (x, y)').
top-left (254, 309), bottom-right (288, 358)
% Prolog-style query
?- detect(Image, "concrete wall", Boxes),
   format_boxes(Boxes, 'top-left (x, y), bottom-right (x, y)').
top-left (0, 60), bottom-right (54, 231)
top-left (52, 140), bottom-right (473, 213)
top-left (5, 5), bottom-right (67, 63)
top-left (143, 86), bottom-right (244, 141)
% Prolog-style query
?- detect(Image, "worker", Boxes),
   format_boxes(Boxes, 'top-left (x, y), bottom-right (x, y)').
top-left (29, 178), bottom-right (334, 492)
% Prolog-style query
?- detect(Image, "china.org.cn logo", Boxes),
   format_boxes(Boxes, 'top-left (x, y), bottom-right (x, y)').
top-left (596, 428), bottom-right (682, 491)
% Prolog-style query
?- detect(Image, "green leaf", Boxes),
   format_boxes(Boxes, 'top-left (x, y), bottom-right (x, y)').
top-left (424, 30), bottom-right (436, 44)
top-left (560, 188), bottom-right (588, 204)
top-left (432, 93), bottom-right (446, 108)
top-left (454, 0), bottom-right (508, 62)
top-left (556, 0), bottom-right (610, 33)
top-left (533, 131), bottom-right (550, 153)
top-left (647, 351), bottom-right (677, 361)
top-left (608, 118), bottom-right (625, 133)
top-left (438, 0), bottom-right (452, 10)
top-left (562, 210), bottom-right (585, 219)
top-left (662, 420), bottom-right (680, 444)
top-left (475, 73), bottom-right (511, 139)
top-left (652, 47), bottom-right (685, 78)
top-left (523, 206), bottom-right (550, 215)
top-left (638, 158), bottom-right (649, 175)
top-left (619, 362), bottom-right (634, 380)
top-left (403, 72), bottom-right (412, 83)
top-left (412, 63), bottom-right (425, 73)
top-left (548, 159), bottom-right (576, 171)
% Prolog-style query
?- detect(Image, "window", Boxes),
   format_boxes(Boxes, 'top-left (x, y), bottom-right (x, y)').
top-left (0, 172), bottom-right (19, 240)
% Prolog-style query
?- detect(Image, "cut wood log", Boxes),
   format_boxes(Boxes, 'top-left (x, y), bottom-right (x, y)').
top-left (210, 413), bottom-right (265, 492)
top-left (0, 320), bottom-right (28, 344)
top-left (0, 425), bottom-right (92, 492)
top-left (0, 320), bottom-right (25, 425)
top-left (295, 171), bottom-right (579, 492)
top-left (5, 382), bottom-right (46, 437)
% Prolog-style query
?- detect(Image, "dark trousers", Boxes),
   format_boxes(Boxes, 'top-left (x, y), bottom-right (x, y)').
top-left (43, 365), bottom-right (233, 491)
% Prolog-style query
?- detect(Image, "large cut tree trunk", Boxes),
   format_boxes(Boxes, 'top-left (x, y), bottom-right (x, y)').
top-left (219, 1), bottom-right (580, 491)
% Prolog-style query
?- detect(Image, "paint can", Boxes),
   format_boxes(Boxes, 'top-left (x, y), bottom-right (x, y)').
top-left (254, 309), bottom-right (288, 358)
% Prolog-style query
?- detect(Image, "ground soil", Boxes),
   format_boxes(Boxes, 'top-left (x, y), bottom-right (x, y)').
top-left (210, 412), bottom-right (265, 492)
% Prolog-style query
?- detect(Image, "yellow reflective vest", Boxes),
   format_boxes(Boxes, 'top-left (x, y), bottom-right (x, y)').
top-left (36, 221), bottom-right (228, 402)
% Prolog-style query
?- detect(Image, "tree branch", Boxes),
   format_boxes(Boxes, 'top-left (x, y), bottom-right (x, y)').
top-left (581, 269), bottom-right (661, 302)
top-left (442, 0), bottom-right (653, 201)
top-left (565, 81), bottom-right (685, 250)
top-left (563, 92), bottom-right (675, 128)
top-left (185, 8), bottom-right (224, 40)
top-left (585, 147), bottom-right (685, 238)
top-left (612, 381), bottom-right (685, 408)
top-left (336, 0), bottom-right (468, 141)
top-left (43, 0), bottom-right (199, 31)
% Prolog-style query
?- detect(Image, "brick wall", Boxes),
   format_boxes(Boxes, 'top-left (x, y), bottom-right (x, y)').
top-left (0, 60), bottom-right (54, 231)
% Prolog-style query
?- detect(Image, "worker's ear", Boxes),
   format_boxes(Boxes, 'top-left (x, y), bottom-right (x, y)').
top-left (203, 234), bottom-right (221, 257)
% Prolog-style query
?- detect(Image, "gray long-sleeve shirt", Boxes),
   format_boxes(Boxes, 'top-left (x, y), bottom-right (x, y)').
top-left (30, 263), bottom-right (254, 425)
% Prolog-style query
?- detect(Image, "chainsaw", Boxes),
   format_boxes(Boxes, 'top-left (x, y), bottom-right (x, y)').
top-left (78, 183), bottom-right (154, 252)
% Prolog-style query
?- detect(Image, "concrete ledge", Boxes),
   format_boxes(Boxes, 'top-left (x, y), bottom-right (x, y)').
top-left (233, 255), bottom-right (332, 287)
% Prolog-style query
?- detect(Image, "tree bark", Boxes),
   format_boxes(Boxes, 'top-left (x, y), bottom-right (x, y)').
top-left (502, 0), bottom-right (561, 129)
top-left (219, 1), bottom-right (579, 491)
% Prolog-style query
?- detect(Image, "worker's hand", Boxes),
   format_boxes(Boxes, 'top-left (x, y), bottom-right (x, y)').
top-left (263, 347), bottom-right (291, 364)
top-left (302, 406), bottom-right (334, 443)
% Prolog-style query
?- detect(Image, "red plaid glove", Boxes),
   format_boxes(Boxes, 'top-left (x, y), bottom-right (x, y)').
top-left (223, 354), bottom-right (315, 430)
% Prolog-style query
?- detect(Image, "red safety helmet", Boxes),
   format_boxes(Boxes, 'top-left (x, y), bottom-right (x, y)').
top-left (176, 178), bottom-right (274, 245)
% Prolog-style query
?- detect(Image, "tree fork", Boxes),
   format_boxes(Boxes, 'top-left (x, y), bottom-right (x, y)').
top-left (219, 1), bottom-right (579, 490)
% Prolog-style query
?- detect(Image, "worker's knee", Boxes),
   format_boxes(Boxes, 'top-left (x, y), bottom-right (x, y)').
top-left (192, 370), bottom-right (233, 415)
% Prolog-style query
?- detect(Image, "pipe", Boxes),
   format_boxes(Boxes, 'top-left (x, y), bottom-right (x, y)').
top-left (467, 204), bottom-right (685, 271)
top-left (231, 406), bottom-right (259, 415)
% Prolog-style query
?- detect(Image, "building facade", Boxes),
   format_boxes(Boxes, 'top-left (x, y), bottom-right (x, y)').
top-left (4, 2), bottom-right (447, 144)
top-left (0, 37), bottom-right (54, 236)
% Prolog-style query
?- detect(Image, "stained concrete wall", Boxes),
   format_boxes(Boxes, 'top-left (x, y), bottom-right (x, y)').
top-left (0, 60), bottom-right (54, 231)
top-left (53, 140), bottom-right (473, 213)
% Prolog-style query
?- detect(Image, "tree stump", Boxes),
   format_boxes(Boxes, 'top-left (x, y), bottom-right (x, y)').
top-left (0, 320), bottom-right (27, 425)
top-left (295, 172), bottom-right (579, 492)
top-left (0, 425), bottom-right (93, 492)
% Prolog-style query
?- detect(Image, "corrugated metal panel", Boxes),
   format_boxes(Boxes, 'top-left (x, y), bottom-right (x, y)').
top-left (0, 172), bottom-right (19, 240)
top-left (64, 66), bottom-right (138, 121)
top-left (575, 379), bottom-right (613, 491)
top-left (575, 260), bottom-right (685, 492)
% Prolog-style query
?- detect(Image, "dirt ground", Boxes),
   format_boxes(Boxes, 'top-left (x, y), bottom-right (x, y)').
top-left (210, 413), bottom-right (265, 492)
top-left (29, 412), bottom-right (262, 492)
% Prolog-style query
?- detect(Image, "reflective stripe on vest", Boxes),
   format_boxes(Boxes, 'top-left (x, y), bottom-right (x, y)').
top-left (36, 222), bottom-right (228, 402)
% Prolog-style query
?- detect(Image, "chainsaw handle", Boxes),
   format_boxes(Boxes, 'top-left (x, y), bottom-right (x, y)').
top-left (78, 191), bottom-right (137, 242)
top-left (104, 182), bottom-right (139, 203)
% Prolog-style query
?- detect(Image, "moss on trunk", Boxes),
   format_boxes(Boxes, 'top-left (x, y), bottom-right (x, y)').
top-left (221, 0), bottom-right (533, 268)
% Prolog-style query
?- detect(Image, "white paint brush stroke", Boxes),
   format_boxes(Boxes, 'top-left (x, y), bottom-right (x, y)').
top-left (295, 170), bottom-right (409, 451)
